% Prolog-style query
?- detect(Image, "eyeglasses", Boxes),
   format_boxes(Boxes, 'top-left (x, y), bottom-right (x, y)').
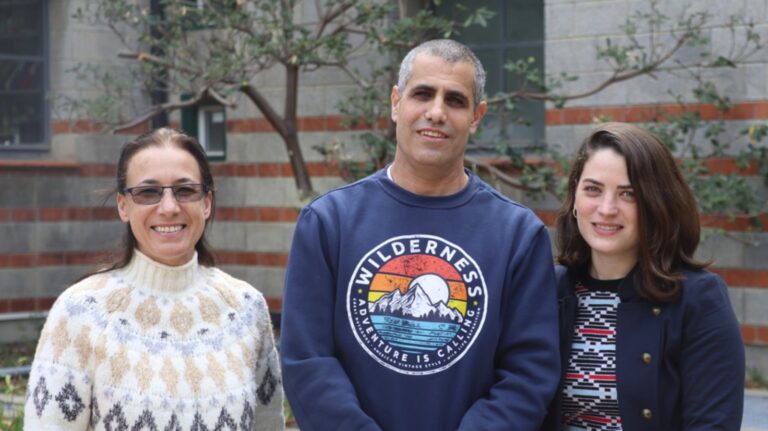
top-left (122, 184), bottom-right (209, 205)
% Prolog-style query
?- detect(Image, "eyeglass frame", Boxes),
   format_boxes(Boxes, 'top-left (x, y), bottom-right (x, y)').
top-left (121, 183), bottom-right (210, 205)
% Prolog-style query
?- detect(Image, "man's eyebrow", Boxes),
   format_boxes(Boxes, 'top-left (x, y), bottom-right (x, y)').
top-left (445, 90), bottom-right (470, 104)
top-left (408, 84), bottom-right (435, 94)
top-left (408, 85), bottom-right (470, 104)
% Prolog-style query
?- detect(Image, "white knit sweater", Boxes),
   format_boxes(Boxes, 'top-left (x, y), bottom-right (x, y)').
top-left (24, 250), bottom-right (284, 430)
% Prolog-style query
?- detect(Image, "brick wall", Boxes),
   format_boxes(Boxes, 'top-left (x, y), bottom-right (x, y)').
top-left (1, 0), bottom-right (767, 375)
top-left (543, 0), bottom-right (768, 371)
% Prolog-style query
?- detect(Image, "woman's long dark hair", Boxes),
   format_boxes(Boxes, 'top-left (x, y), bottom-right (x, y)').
top-left (81, 128), bottom-right (216, 279)
top-left (556, 122), bottom-right (708, 302)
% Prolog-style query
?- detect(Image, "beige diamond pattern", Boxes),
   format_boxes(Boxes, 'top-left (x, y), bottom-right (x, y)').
top-left (134, 352), bottom-right (154, 392)
top-left (106, 287), bottom-right (133, 313)
top-left (170, 303), bottom-right (194, 337)
top-left (51, 318), bottom-right (71, 358)
top-left (110, 347), bottom-right (131, 385)
top-left (161, 356), bottom-right (180, 395)
top-left (74, 325), bottom-right (92, 368)
top-left (135, 298), bottom-right (162, 331)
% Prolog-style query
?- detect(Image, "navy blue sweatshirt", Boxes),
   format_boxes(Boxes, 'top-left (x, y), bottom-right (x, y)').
top-left (280, 168), bottom-right (560, 431)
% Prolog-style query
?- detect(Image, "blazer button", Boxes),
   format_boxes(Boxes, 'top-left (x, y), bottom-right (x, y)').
top-left (642, 409), bottom-right (653, 420)
top-left (642, 353), bottom-right (652, 364)
top-left (651, 307), bottom-right (661, 316)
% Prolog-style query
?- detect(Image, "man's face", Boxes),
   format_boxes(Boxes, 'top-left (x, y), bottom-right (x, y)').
top-left (391, 54), bottom-right (487, 174)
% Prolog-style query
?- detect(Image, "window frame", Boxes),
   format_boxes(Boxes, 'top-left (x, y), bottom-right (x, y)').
top-left (433, 0), bottom-right (545, 147)
top-left (180, 95), bottom-right (227, 161)
top-left (197, 104), bottom-right (227, 160)
top-left (0, 0), bottom-right (49, 152)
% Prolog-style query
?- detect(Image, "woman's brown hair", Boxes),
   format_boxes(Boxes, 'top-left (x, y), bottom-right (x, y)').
top-left (81, 128), bottom-right (216, 279)
top-left (556, 122), bottom-right (708, 302)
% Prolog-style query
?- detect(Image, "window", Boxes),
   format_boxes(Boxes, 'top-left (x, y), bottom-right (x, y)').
top-left (0, 0), bottom-right (47, 149)
top-left (435, 0), bottom-right (544, 148)
top-left (198, 105), bottom-right (226, 158)
top-left (176, 0), bottom-right (240, 31)
top-left (181, 98), bottom-right (227, 160)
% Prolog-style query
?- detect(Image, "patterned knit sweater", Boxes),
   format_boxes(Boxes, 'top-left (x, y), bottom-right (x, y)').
top-left (24, 250), bottom-right (284, 430)
top-left (561, 278), bottom-right (622, 431)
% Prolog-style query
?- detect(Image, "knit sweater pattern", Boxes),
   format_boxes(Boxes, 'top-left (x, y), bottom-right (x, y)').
top-left (24, 250), bottom-right (284, 431)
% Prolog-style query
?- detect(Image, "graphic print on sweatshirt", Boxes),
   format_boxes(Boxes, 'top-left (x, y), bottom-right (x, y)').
top-left (347, 234), bottom-right (487, 375)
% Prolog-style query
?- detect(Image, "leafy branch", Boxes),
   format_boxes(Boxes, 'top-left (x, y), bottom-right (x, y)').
top-left (324, 0), bottom-right (767, 231)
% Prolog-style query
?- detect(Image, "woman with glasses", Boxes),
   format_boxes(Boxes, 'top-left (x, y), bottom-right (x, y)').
top-left (24, 128), bottom-right (284, 430)
top-left (540, 122), bottom-right (744, 431)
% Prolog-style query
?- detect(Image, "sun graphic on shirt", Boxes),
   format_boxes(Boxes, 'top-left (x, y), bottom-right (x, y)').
top-left (410, 273), bottom-right (450, 305)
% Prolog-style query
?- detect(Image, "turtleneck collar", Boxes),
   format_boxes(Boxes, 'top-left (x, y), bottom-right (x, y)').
top-left (122, 249), bottom-right (201, 294)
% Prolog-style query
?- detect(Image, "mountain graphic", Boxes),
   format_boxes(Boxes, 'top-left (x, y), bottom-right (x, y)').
top-left (369, 283), bottom-right (463, 323)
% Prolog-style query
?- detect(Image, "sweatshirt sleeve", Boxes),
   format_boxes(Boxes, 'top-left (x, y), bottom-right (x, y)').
top-left (680, 273), bottom-right (744, 430)
top-left (458, 225), bottom-right (560, 431)
top-left (24, 290), bottom-right (94, 430)
top-left (279, 207), bottom-right (382, 431)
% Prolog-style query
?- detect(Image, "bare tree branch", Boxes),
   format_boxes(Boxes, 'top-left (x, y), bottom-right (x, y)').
top-left (119, 50), bottom-right (202, 77)
top-left (338, 63), bottom-right (371, 87)
top-left (489, 28), bottom-right (690, 105)
top-left (463, 156), bottom-right (549, 194)
top-left (239, 83), bottom-right (288, 139)
top-left (316, 0), bottom-right (356, 38)
top-left (111, 87), bottom-right (233, 133)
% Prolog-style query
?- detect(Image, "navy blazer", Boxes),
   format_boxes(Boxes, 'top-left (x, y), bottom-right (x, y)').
top-left (540, 265), bottom-right (745, 431)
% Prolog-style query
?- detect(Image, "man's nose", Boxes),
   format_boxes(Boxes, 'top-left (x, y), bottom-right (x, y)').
top-left (425, 99), bottom-right (447, 123)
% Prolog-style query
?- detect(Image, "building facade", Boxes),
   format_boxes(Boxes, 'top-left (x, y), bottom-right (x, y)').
top-left (1, 0), bottom-right (767, 373)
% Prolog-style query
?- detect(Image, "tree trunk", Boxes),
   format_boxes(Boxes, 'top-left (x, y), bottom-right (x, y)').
top-left (239, 65), bottom-right (314, 199)
top-left (283, 63), bottom-right (313, 199)
top-left (284, 129), bottom-right (313, 199)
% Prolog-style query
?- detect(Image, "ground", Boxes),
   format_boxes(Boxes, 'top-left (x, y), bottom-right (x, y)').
top-left (0, 342), bottom-right (33, 397)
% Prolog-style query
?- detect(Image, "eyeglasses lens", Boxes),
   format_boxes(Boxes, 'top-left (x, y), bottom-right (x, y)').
top-left (128, 185), bottom-right (206, 205)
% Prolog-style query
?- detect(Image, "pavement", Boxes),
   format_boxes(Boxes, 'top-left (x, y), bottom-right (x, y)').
top-left (285, 389), bottom-right (768, 431)
top-left (743, 389), bottom-right (768, 430)
top-left (3, 390), bottom-right (765, 429)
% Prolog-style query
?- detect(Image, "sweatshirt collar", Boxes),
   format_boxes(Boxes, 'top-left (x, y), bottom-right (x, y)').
top-left (377, 166), bottom-right (479, 209)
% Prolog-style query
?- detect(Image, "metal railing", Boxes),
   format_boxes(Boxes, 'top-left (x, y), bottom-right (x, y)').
top-left (0, 311), bottom-right (48, 323)
top-left (0, 365), bottom-right (30, 377)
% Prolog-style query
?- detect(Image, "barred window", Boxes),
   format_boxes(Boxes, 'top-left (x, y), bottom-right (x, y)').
top-left (0, 0), bottom-right (48, 150)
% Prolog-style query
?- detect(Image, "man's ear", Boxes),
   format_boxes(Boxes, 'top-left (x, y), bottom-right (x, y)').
top-left (470, 101), bottom-right (487, 134)
top-left (117, 193), bottom-right (130, 223)
top-left (390, 85), bottom-right (401, 122)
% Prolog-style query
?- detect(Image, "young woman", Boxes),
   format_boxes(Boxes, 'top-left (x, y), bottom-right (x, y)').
top-left (541, 122), bottom-right (744, 431)
top-left (24, 128), bottom-right (284, 430)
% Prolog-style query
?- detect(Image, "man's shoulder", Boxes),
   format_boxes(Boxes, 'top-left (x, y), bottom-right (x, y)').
top-left (471, 176), bottom-right (541, 218)
top-left (304, 170), bottom-right (383, 210)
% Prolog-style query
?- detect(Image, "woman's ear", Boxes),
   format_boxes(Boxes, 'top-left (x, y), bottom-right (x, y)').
top-left (203, 191), bottom-right (212, 220)
top-left (117, 193), bottom-right (130, 223)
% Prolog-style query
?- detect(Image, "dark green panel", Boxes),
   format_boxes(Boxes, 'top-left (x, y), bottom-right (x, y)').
top-left (180, 93), bottom-right (199, 139)
top-left (505, 0), bottom-right (544, 41)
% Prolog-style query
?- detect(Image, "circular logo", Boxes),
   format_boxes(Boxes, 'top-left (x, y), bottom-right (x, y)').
top-left (347, 235), bottom-right (487, 375)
